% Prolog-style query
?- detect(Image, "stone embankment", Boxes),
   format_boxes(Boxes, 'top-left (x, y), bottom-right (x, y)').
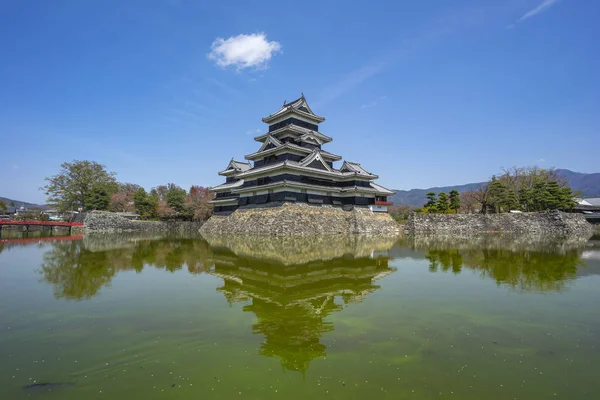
top-left (406, 233), bottom-right (590, 253)
top-left (84, 211), bottom-right (203, 233)
top-left (201, 233), bottom-right (398, 264)
top-left (200, 202), bottom-right (402, 235)
top-left (405, 210), bottom-right (594, 238)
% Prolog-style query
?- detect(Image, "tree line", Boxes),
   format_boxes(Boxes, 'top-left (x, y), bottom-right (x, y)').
top-left (390, 167), bottom-right (578, 218)
top-left (42, 160), bottom-right (214, 221)
top-left (389, 190), bottom-right (461, 220)
top-left (461, 167), bottom-right (576, 214)
top-left (423, 190), bottom-right (461, 213)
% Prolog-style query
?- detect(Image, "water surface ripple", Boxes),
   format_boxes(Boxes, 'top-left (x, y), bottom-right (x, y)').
top-left (0, 232), bottom-right (599, 399)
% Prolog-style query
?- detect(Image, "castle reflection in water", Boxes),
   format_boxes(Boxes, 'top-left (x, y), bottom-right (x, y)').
top-left (203, 235), bottom-right (398, 372)
top-left (5, 231), bottom-right (595, 372)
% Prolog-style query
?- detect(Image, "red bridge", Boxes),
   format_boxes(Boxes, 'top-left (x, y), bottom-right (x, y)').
top-left (0, 220), bottom-right (83, 232)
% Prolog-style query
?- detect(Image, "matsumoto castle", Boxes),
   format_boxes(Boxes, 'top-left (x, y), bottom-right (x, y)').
top-left (210, 95), bottom-right (394, 213)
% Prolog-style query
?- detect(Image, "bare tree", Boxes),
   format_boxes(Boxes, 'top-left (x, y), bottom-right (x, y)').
top-left (459, 191), bottom-right (480, 214)
top-left (467, 184), bottom-right (489, 214)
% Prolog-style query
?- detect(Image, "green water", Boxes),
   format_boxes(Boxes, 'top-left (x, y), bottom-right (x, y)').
top-left (1, 233), bottom-right (599, 399)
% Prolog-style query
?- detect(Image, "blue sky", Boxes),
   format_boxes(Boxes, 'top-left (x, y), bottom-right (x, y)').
top-left (1, 0), bottom-right (599, 203)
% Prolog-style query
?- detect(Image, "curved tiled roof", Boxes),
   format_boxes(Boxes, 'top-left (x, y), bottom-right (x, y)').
top-left (211, 179), bottom-right (245, 192)
top-left (254, 125), bottom-right (332, 143)
top-left (340, 161), bottom-right (375, 177)
top-left (262, 94), bottom-right (325, 123)
top-left (369, 182), bottom-right (395, 195)
top-left (218, 159), bottom-right (252, 175)
top-left (231, 160), bottom-right (251, 171)
top-left (235, 160), bottom-right (379, 180)
top-left (298, 149), bottom-right (333, 171)
top-left (245, 141), bottom-right (342, 161)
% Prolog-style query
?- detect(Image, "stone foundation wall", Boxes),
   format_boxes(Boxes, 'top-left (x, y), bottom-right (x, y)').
top-left (202, 233), bottom-right (399, 264)
top-left (405, 234), bottom-right (591, 253)
top-left (200, 202), bottom-right (402, 235)
top-left (84, 211), bottom-right (203, 233)
top-left (405, 210), bottom-right (594, 238)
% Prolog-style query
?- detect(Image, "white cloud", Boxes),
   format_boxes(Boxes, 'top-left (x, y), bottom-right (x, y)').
top-left (508, 0), bottom-right (562, 28)
top-left (208, 33), bottom-right (281, 71)
top-left (11, 164), bottom-right (19, 169)
top-left (536, 158), bottom-right (546, 163)
top-left (246, 128), bottom-right (262, 135)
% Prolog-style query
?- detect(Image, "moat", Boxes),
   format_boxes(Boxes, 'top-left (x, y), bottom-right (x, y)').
top-left (1, 232), bottom-right (599, 399)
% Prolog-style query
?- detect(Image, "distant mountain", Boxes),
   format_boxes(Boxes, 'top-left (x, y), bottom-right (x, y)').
top-left (391, 169), bottom-right (600, 207)
top-left (0, 197), bottom-right (46, 209)
top-left (555, 169), bottom-right (600, 198)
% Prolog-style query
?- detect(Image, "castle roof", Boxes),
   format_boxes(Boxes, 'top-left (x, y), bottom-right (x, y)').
top-left (262, 94), bottom-right (325, 124)
top-left (245, 137), bottom-right (341, 161)
top-left (254, 125), bottom-right (332, 143)
top-left (369, 182), bottom-right (395, 195)
top-left (340, 161), bottom-right (374, 177)
top-left (230, 160), bottom-right (251, 171)
top-left (235, 158), bottom-right (379, 180)
top-left (231, 179), bottom-right (392, 197)
top-left (298, 148), bottom-right (334, 171)
top-left (218, 159), bottom-right (252, 176)
top-left (211, 179), bottom-right (245, 192)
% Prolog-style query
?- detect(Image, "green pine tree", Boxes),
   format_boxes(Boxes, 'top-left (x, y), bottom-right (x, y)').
top-left (518, 188), bottom-right (534, 212)
top-left (533, 181), bottom-right (553, 211)
top-left (148, 189), bottom-right (160, 218)
top-left (165, 184), bottom-right (187, 213)
top-left (134, 188), bottom-right (152, 217)
top-left (84, 181), bottom-right (117, 210)
top-left (558, 187), bottom-right (576, 210)
top-left (504, 189), bottom-right (520, 211)
top-left (487, 179), bottom-right (508, 213)
top-left (424, 192), bottom-right (437, 213)
top-left (449, 190), bottom-right (461, 213)
top-left (437, 192), bottom-right (450, 213)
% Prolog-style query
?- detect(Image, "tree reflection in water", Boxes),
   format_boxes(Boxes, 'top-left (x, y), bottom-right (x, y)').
top-left (39, 234), bottom-right (213, 300)
top-left (32, 232), bottom-right (592, 372)
top-left (41, 241), bottom-right (117, 300)
top-left (38, 233), bottom-right (398, 372)
top-left (413, 235), bottom-right (588, 292)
